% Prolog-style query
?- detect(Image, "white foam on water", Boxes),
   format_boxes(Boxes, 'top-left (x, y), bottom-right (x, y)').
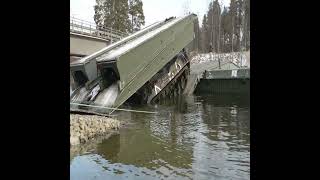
top-left (93, 82), bottom-right (119, 108)
top-left (71, 87), bottom-right (90, 103)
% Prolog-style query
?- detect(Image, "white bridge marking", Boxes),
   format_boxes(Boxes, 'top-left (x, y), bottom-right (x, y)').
top-left (154, 85), bottom-right (161, 94)
top-left (168, 72), bottom-right (174, 81)
top-left (175, 62), bottom-right (181, 70)
top-left (231, 70), bottom-right (238, 77)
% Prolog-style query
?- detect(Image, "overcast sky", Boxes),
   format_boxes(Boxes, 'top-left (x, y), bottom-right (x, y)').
top-left (70, 0), bottom-right (230, 27)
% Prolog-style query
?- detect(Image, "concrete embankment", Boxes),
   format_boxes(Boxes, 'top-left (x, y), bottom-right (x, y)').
top-left (70, 114), bottom-right (121, 146)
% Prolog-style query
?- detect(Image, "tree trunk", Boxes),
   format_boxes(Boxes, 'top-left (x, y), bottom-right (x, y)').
top-left (231, 16), bottom-right (234, 52)
top-left (132, 15), bottom-right (133, 32)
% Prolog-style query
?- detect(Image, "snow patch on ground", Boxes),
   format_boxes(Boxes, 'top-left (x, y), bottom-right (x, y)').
top-left (191, 51), bottom-right (250, 67)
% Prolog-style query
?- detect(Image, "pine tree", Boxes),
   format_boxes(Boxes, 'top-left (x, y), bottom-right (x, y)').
top-left (237, 0), bottom-right (244, 51)
top-left (221, 6), bottom-right (232, 52)
top-left (206, 1), bottom-right (213, 52)
top-left (128, 0), bottom-right (145, 33)
top-left (182, 0), bottom-right (191, 15)
top-left (93, 0), bottom-right (133, 34)
top-left (244, 0), bottom-right (250, 50)
top-left (216, 0), bottom-right (221, 53)
top-left (200, 14), bottom-right (209, 53)
top-left (229, 0), bottom-right (237, 52)
top-left (113, 0), bottom-right (131, 33)
top-left (200, 0), bottom-right (250, 53)
top-left (192, 17), bottom-right (200, 52)
top-left (94, 0), bottom-right (106, 29)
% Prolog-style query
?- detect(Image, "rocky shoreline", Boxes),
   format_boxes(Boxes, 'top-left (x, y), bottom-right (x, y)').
top-left (70, 114), bottom-right (121, 146)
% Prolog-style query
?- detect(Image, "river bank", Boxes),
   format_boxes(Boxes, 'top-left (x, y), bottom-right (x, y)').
top-left (70, 114), bottom-right (121, 146)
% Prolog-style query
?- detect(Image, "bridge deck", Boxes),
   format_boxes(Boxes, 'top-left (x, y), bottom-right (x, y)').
top-left (187, 53), bottom-right (250, 95)
top-left (96, 18), bottom-right (183, 62)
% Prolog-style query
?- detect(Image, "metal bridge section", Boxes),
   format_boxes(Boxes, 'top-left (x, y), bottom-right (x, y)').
top-left (70, 17), bottom-right (127, 43)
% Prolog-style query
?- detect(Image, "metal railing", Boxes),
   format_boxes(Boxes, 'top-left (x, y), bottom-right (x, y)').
top-left (70, 16), bottom-right (128, 42)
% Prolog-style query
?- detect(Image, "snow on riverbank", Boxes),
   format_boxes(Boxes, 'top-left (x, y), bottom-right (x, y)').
top-left (191, 51), bottom-right (250, 67)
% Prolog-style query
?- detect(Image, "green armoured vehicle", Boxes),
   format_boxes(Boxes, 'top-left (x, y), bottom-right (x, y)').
top-left (70, 14), bottom-right (198, 114)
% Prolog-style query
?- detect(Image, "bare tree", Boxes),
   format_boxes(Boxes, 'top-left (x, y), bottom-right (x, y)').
top-left (182, 0), bottom-right (191, 15)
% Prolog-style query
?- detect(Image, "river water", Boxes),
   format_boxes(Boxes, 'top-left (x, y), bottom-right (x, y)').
top-left (70, 94), bottom-right (250, 180)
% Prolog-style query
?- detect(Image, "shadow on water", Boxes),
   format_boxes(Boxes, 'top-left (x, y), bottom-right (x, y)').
top-left (70, 93), bottom-right (250, 180)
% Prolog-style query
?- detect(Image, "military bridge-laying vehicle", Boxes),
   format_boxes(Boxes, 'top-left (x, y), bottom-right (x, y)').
top-left (70, 14), bottom-right (198, 114)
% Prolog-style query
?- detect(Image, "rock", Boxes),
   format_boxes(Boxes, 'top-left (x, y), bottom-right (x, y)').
top-left (70, 136), bottom-right (80, 145)
top-left (70, 114), bottom-right (121, 145)
top-left (80, 124), bottom-right (85, 131)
